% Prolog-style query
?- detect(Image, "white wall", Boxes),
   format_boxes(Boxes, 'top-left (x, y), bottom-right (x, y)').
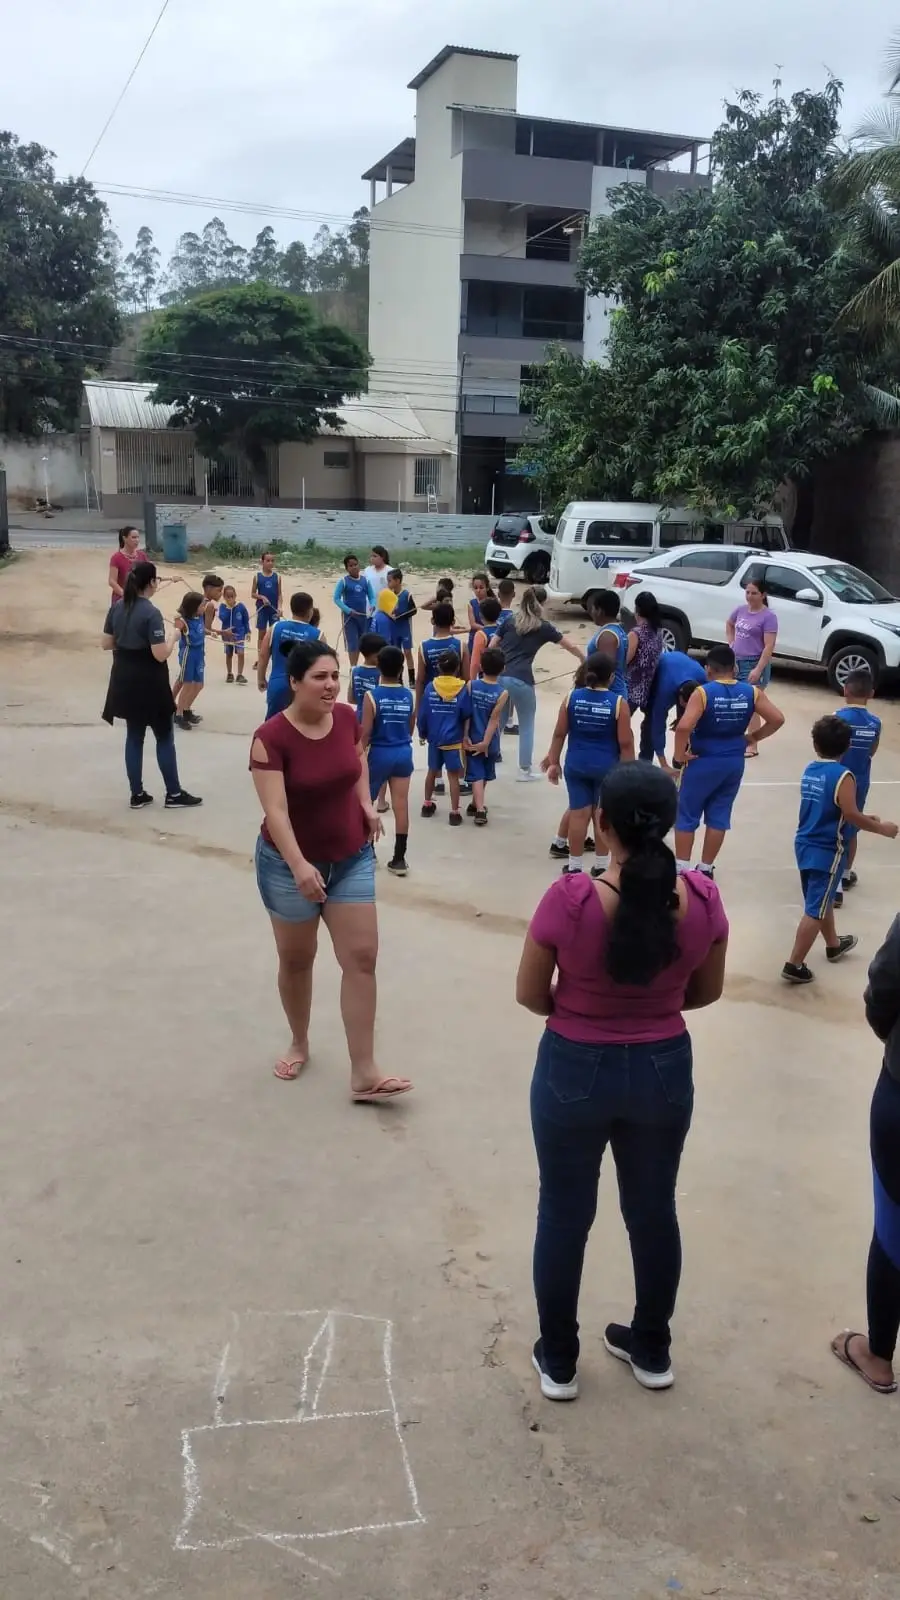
top-left (155, 504), bottom-right (493, 549)
top-left (0, 433), bottom-right (90, 507)
top-left (583, 167), bottom-right (646, 362)
top-left (463, 201), bottom-right (526, 257)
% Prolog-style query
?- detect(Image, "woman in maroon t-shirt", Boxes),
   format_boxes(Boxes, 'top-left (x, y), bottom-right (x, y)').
top-left (108, 526), bottom-right (146, 601)
top-left (250, 639), bottom-right (413, 1103)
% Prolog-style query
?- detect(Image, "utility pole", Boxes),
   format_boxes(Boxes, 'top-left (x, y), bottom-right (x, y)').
top-left (455, 352), bottom-right (467, 514)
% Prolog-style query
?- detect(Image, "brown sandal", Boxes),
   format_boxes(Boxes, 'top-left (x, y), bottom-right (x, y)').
top-left (831, 1331), bottom-right (897, 1394)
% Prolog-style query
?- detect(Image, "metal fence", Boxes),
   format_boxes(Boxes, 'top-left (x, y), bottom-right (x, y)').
top-left (114, 433), bottom-right (279, 501)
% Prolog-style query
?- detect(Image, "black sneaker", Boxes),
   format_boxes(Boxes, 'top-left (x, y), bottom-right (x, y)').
top-left (697, 865), bottom-right (715, 880)
top-left (549, 842), bottom-right (570, 860)
top-left (236, 674), bottom-right (248, 685)
top-left (832, 891), bottom-right (844, 911)
top-left (466, 801), bottom-right (477, 817)
top-left (531, 1339), bottom-right (578, 1401)
top-left (561, 864), bottom-right (584, 875)
top-left (842, 870), bottom-right (858, 890)
top-left (584, 836), bottom-right (596, 853)
top-left (504, 724), bottom-right (520, 737)
top-left (782, 961), bottom-right (814, 984)
top-left (474, 810), bottom-right (488, 827)
top-left (387, 857), bottom-right (408, 877)
top-left (826, 934), bottom-right (858, 963)
top-left (433, 780), bottom-right (446, 796)
top-left (185, 710), bottom-right (203, 725)
top-left (448, 811), bottom-right (463, 827)
top-left (460, 779), bottom-right (473, 796)
top-left (603, 1322), bottom-right (674, 1390)
top-left (129, 791), bottom-right (153, 808)
top-left (421, 802), bottom-right (437, 818)
top-left (174, 714), bottom-right (193, 730)
top-left (165, 790), bottom-right (203, 808)
top-left (590, 864), bottom-right (606, 880)
top-left (226, 673), bottom-right (235, 684)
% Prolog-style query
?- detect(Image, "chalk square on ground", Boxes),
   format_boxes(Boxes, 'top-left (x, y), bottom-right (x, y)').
top-left (183, 1413), bottom-right (420, 1544)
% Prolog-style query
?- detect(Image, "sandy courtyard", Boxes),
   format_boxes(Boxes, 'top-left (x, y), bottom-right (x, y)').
top-left (1, 548), bottom-right (899, 1599)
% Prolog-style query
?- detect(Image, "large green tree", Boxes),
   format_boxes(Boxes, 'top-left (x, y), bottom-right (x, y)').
top-left (136, 282), bottom-right (369, 500)
top-left (0, 132), bottom-right (120, 434)
top-left (520, 81), bottom-right (896, 517)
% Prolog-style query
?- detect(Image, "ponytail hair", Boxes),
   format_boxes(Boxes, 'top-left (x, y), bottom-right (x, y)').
top-left (577, 650), bottom-right (615, 690)
top-left (634, 590), bottom-right (661, 630)
top-left (513, 584), bottom-right (546, 635)
top-left (123, 559), bottom-right (157, 607)
top-left (600, 763), bottom-right (679, 986)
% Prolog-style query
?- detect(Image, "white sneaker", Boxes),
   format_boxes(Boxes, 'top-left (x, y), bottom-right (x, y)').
top-left (516, 768), bottom-right (543, 783)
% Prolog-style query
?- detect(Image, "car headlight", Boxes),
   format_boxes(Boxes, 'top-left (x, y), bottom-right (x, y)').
top-left (872, 620), bottom-right (900, 637)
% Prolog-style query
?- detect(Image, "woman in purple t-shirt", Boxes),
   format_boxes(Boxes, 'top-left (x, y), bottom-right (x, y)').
top-left (727, 579), bottom-right (778, 755)
top-left (516, 762), bottom-right (728, 1402)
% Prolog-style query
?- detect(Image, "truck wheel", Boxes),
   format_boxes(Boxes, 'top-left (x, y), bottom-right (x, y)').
top-left (523, 553), bottom-right (550, 584)
top-left (660, 615), bottom-right (689, 653)
top-left (826, 643), bottom-right (879, 693)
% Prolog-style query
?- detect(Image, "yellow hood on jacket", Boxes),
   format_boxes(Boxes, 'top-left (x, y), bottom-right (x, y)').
top-left (376, 588), bottom-right (397, 616)
top-left (432, 674), bottom-right (466, 701)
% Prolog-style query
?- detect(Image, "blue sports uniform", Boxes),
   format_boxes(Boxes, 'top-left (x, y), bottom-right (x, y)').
top-left (366, 683), bottom-right (415, 796)
top-left (420, 635), bottom-right (462, 684)
top-left (218, 601), bottom-right (250, 660)
top-left (417, 677), bottom-right (471, 775)
top-left (266, 618), bottom-right (321, 719)
top-left (467, 679), bottom-right (505, 784)
top-left (647, 650), bottom-right (705, 760)
top-left (390, 588), bottom-right (416, 651)
top-left (350, 663), bottom-right (381, 719)
top-left (676, 678), bottom-right (756, 833)
top-left (795, 759), bottom-right (853, 918)
top-left (254, 570), bottom-right (280, 630)
top-left (589, 621), bottom-right (628, 697)
top-left (467, 596), bottom-right (486, 657)
top-left (178, 615), bottom-right (206, 685)
top-left (371, 609), bottom-right (394, 644)
top-left (333, 572), bottom-right (373, 654)
top-left (836, 704), bottom-right (881, 825)
top-left (564, 686), bottom-right (623, 810)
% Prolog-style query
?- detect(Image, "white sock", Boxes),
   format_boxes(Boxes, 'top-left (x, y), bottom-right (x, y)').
top-left (676, 860), bottom-right (692, 874)
top-left (553, 835), bottom-right (567, 849)
top-left (698, 863), bottom-right (715, 877)
top-left (595, 854), bottom-right (610, 871)
top-left (568, 856), bottom-right (583, 871)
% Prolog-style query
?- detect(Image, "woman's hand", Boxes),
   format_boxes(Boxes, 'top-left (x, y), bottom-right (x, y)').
top-left (173, 616), bottom-right (186, 634)
top-left (362, 804), bottom-right (384, 843)
top-left (748, 665), bottom-right (762, 685)
top-left (293, 859), bottom-right (327, 902)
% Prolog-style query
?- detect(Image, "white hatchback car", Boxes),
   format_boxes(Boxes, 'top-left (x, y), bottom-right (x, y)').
top-left (484, 513), bottom-right (556, 585)
top-left (616, 546), bottom-right (900, 689)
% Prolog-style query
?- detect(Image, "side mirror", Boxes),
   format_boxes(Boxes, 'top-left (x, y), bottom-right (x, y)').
top-left (794, 588), bottom-right (821, 606)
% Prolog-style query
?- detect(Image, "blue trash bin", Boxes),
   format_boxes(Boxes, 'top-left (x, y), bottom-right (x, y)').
top-left (161, 523), bottom-right (188, 563)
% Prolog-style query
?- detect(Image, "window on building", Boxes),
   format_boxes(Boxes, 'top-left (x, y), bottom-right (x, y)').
top-left (414, 457), bottom-right (442, 498)
top-left (525, 212), bottom-right (576, 262)
top-left (584, 520), bottom-right (654, 548)
top-left (324, 450), bottom-right (350, 468)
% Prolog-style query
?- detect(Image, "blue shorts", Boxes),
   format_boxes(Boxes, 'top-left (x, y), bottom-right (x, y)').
top-left (343, 616), bottom-right (368, 654)
top-left (256, 603), bottom-right (278, 631)
top-left (799, 860), bottom-right (846, 920)
top-left (178, 649), bottom-right (204, 686)
top-left (224, 637), bottom-right (248, 656)
top-left (391, 623), bottom-right (413, 652)
top-left (467, 752), bottom-right (497, 784)
top-left (564, 764), bottom-right (609, 812)
top-left (428, 743), bottom-right (465, 775)
top-left (368, 746), bottom-right (414, 796)
top-left (266, 682), bottom-right (292, 720)
top-left (736, 656), bottom-right (771, 688)
top-left (255, 836), bottom-right (375, 923)
top-left (676, 755), bottom-right (744, 832)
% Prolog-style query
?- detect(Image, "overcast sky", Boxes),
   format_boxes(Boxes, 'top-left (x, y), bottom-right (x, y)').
top-left (4, 0), bottom-right (897, 265)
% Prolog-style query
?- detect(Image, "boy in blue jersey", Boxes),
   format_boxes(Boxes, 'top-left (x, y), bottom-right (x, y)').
top-left (588, 590), bottom-right (629, 698)
top-left (415, 601), bottom-right (465, 707)
top-left (417, 649), bottom-right (471, 825)
top-left (359, 645), bottom-right (415, 875)
top-left (333, 553), bottom-right (375, 664)
top-left (218, 584), bottom-right (251, 684)
top-left (347, 633), bottom-right (383, 717)
top-left (258, 591), bottom-right (322, 719)
top-left (783, 716), bottom-right (897, 985)
top-left (673, 644), bottom-right (784, 876)
top-left (464, 647), bottom-right (509, 825)
top-left (387, 567), bottom-right (418, 684)
top-left (251, 551), bottom-right (282, 655)
top-left (836, 668), bottom-right (882, 894)
top-left (645, 650), bottom-right (706, 767)
top-left (542, 652), bottom-right (635, 874)
top-left (174, 592), bottom-right (207, 729)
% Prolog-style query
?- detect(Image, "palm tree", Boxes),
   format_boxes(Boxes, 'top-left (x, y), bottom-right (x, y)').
top-left (831, 35), bottom-right (900, 338)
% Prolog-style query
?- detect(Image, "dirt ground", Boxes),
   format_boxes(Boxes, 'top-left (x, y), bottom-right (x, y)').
top-left (2, 548), bottom-right (900, 1600)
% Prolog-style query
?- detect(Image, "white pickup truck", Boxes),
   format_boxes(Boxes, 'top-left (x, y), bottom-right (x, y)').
top-left (616, 546), bottom-right (900, 690)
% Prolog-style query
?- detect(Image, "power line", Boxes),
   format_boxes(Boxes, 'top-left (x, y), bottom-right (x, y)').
top-left (81, 0), bottom-right (174, 176)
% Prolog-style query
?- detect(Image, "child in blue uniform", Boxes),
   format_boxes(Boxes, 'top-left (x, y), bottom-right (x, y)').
top-left (542, 652), bottom-right (634, 874)
top-left (333, 553), bottom-right (375, 663)
top-left (360, 645), bottom-right (415, 875)
top-left (259, 591), bottom-right (322, 719)
top-left (251, 552), bottom-right (282, 653)
top-left (646, 650), bottom-right (706, 766)
top-left (588, 591), bottom-right (629, 698)
top-left (836, 668), bottom-right (882, 894)
top-left (218, 584), bottom-right (251, 684)
top-left (466, 572), bottom-right (495, 655)
top-left (673, 644), bottom-right (784, 876)
top-left (174, 592), bottom-right (207, 729)
top-left (468, 596), bottom-right (503, 680)
top-left (417, 650), bottom-right (471, 825)
top-left (387, 567), bottom-right (417, 683)
top-left (782, 715), bottom-right (897, 984)
top-left (464, 647), bottom-right (509, 826)
top-left (348, 634), bottom-right (383, 718)
top-left (415, 601), bottom-right (465, 706)
top-left (371, 588), bottom-right (397, 644)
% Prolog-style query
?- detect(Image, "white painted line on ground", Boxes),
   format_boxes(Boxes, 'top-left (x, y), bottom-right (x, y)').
top-left (311, 1314), bottom-right (335, 1416)
top-left (212, 1341), bottom-right (230, 1427)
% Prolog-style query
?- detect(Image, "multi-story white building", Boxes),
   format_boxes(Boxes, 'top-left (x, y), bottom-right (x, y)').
top-left (363, 45), bottom-right (708, 512)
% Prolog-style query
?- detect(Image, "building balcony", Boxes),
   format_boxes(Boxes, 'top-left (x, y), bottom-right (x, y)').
top-left (459, 252), bottom-right (578, 289)
top-left (460, 409), bottom-right (535, 440)
top-left (460, 148), bottom-right (593, 211)
top-left (459, 331), bottom-right (583, 362)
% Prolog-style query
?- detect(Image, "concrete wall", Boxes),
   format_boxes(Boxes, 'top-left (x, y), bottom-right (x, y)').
top-left (279, 439), bottom-right (358, 507)
top-left (154, 504), bottom-right (493, 549)
top-left (0, 434), bottom-right (91, 508)
top-left (463, 201), bottom-right (526, 257)
top-left (811, 435), bottom-right (900, 592)
top-left (583, 168), bottom-right (646, 362)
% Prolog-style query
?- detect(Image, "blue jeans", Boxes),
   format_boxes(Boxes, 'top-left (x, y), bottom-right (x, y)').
top-left (530, 1028), bottom-right (693, 1380)
top-left (125, 720), bottom-right (181, 798)
top-left (499, 677), bottom-right (537, 770)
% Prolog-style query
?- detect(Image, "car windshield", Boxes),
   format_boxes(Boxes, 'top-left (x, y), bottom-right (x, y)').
top-left (810, 564), bottom-right (894, 604)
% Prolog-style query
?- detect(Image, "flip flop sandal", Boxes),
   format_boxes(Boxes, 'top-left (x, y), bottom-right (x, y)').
top-left (273, 1055), bottom-right (307, 1081)
top-left (351, 1077), bottom-right (413, 1104)
top-left (831, 1330), bottom-right (897, 1393)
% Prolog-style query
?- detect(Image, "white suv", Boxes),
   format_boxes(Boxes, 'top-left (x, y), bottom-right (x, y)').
top-left (484, 513), bottom-right (556, 585)
top-left (618, 547), bottom-right (900, 690)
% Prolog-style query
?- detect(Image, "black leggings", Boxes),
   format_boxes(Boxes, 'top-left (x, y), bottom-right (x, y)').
top-left (868, 1067), bottom-right (900, 1361)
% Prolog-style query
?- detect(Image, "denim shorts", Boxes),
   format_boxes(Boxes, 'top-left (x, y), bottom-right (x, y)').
top-left (736, 655), bottom-right (771, 687)
top-left (255, 836), bottom-right (375, 923)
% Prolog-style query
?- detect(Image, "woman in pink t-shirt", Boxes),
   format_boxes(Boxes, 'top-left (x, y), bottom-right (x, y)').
top-left (516, 762), bottom-right (729, 1401)
top-left (108, 526), bottom-right (145, 602)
